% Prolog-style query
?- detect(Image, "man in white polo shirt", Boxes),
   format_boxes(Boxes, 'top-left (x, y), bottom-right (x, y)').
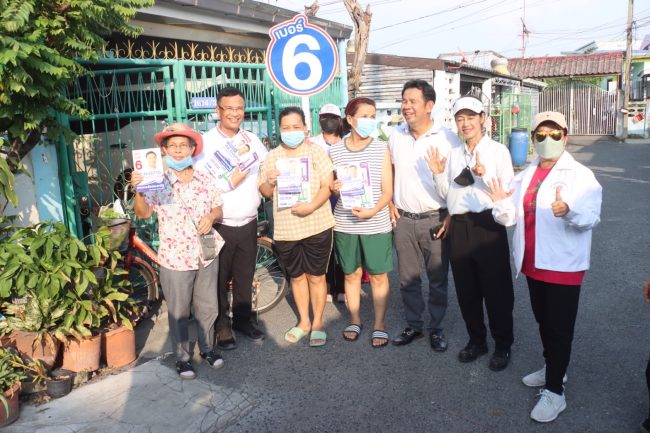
top-left (195, 86), bottom-right (268, 350)
top-left (389, 80), bottom-right (461, 351)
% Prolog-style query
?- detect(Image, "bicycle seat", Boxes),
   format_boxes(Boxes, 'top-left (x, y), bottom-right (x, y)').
top-left (256, 220), bottom-right (269, 237)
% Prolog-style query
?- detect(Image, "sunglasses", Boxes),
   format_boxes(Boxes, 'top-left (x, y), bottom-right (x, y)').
top-left (533, 130), bottom-right (563, 142)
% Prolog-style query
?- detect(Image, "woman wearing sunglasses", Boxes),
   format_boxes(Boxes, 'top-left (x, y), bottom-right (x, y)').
top-left (485, 111), bottom-right (602, 423)
top-left (426, 95), bottom-right (515, 372)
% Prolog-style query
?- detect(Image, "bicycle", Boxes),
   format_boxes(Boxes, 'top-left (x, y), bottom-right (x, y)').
top-left (104, 216), bottom-right (160, 318)
top-left (250, 220), bottom-right (288, 314)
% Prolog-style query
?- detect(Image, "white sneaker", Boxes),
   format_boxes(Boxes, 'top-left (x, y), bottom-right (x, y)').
top-left (522, 365), bottom-right (568, 387)
top-left (531, 389), bottom-right (567, 422)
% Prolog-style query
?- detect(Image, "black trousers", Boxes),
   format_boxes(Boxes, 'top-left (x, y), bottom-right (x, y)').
top-left (527, 277), bottom-right (581, 395)
top-left (449, 210), bottom-right (514, 350)
top-left (326, 248), bottom-right (344, 296)
top-left (215, 219), bottom-right (257, 337)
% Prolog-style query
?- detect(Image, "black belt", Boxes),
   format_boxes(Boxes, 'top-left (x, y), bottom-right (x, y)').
top-left (397, 208), bottom-right (446, 220)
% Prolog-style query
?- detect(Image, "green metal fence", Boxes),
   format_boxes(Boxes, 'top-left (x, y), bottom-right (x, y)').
top-left (59, 59), bottom-right (345, 239)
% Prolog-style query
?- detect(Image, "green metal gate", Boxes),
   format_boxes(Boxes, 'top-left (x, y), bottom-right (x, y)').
top-left (490, 92), bottom-right (533, 148)
top-left (59, 59), bottom-right (344, 238)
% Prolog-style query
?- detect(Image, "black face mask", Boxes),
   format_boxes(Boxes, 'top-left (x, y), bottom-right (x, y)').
top-left (320, 117), bottom-right (341, 134)
top-left (454, 166), bottom-right (475, 187)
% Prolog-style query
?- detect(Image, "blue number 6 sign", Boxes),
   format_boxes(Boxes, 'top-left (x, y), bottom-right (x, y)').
top-left (266, 14), bottom-right (339, 96)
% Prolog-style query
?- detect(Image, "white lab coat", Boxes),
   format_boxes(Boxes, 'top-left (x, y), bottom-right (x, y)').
top-left (492, 151), bottom-right (602, 277)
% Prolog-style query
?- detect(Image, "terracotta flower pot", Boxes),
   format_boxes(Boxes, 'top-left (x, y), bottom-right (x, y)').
top-left (61, 334), bottom-right (101, 373)
top-left (101, 325), bottom-right (136, 368)
top-left (0, 382), bottom-right (20, 427)
top-left (12, 331), bottom-right (60, 370)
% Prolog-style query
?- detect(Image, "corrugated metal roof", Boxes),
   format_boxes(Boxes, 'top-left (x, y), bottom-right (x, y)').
top-left (509, 52), bottom-right (623, 78)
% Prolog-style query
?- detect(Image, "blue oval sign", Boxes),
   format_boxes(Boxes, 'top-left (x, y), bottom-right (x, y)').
top-left (266, 14), bottom-right (339, 96)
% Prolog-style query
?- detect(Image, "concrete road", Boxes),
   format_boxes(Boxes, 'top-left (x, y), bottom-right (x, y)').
top-left (115, 136), bottom-right (650, 432)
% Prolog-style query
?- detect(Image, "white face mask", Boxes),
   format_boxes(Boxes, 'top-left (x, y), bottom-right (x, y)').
top-left (534, 136), bottom-right (565, 160)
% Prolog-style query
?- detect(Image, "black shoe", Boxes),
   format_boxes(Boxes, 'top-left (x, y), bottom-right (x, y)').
top-left (216, 337), bottom-right (237, 350)
top-left (488, 348), bottom-right (511, 371)
top-left (175, 360), bottom-right (196, 380)
top-left (233, 323), bottom-right (265, 341)
top-left (458, 342), bottom-right (488, 363)
top-left (429, 331), bottom-right (448, 352)
top-left (392, 328), bottom-right (424, 346)
top-left (200, 349), bottom-right (225, 369)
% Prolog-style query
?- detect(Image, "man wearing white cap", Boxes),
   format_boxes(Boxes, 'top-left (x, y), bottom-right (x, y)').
top-left (426, 95), bottom-right (515, 371)
top-left (311, 103), bottom-right (344, 155)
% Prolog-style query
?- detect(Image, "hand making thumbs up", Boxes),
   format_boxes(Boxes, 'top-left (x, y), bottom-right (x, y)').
top-left (551, 186), bottom-right (570, 217)
top-left (471, 151), bottom-right (485, 177)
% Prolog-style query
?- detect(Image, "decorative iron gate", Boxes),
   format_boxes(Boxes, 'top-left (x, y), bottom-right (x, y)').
top-left (539, 82), bottom-right (618, 135)
top-left (59, 59), bottom-right (344, 237)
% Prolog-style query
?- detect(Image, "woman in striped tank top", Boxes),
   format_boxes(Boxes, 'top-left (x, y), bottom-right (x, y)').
top-left (330, 97), bottom-right (394, 348)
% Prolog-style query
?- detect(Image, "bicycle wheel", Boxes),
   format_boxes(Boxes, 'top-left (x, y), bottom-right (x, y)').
top-left (252, 238), bottom-right (288, 314)
top-left (127, 261), bottom-right (158, 318)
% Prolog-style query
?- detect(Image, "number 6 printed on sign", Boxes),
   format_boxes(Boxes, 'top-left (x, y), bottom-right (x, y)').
top-left (266, 14), bottom-right (339, 97)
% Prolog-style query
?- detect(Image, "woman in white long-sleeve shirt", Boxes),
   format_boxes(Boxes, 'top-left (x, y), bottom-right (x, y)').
top-left (486, 111), bottom-right (602, 424)
top-left (426, 96), bottom-right (515, 372)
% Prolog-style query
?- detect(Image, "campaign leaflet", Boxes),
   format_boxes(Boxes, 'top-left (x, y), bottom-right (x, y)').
top-left (276, 157), bottom-right (310, 208)
top-left (132, 148), bottom-right (164, 192)
top-left (336, 162), bottom-right (373, 209)
top-left (198, 138), bottom-right (259, 183)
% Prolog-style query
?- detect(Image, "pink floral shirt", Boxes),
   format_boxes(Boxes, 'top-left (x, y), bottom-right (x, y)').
top-left (144, 169), bottom-right (223, 271)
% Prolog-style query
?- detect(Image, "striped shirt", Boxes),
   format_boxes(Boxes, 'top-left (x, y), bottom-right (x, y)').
top-left (330, 139), bottom-right (392, 235)
top-left (258, 142), bottom-right (335, 241)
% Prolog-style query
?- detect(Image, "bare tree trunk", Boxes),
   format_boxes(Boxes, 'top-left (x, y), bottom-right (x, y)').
top-left (343, 0), bottom-right (371, 98)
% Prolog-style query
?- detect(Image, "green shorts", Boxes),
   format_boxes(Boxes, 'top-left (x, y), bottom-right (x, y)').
top-left (334, 231), bottom-right (393, 275)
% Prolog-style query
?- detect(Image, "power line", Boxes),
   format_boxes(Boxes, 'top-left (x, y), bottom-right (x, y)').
top-left (373, 0), bottom-right (492, 31)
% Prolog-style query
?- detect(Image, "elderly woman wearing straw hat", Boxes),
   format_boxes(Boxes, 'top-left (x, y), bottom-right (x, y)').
top-left (131, 123), bottom-right (225, 380)
top-left (486, 111), bottom-right (602, 423)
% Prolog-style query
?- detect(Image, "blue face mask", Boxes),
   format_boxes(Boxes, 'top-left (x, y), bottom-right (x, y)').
top-left (164, 155), bottom-right (193, 171)
top-left (353, 117), bottom-right (377, 138)
top-left (281, 131), bottom-right (305, 148)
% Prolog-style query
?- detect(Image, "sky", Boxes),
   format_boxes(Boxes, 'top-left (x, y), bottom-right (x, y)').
top-left (265, 0), bottom-right (650, 58)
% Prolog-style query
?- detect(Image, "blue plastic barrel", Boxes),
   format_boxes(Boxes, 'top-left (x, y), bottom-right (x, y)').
top-left (509, 128), bottom-right (529, 166)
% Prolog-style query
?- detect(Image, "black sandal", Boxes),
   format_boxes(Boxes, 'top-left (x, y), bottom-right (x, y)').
top-left (342, 324), bottom-right (362, 341)
top-left (371, 330), bottom-right (389, 348)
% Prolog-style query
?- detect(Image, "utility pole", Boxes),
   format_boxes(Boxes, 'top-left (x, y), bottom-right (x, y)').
top-left (520, 0), bottom-right (528, 58)
top-left (622, 0), bottom-right (634, 140)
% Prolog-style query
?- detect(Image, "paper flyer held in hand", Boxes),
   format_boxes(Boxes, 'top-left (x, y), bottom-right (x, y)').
top-left (276, 157), bottom-right (310, 208)
top-left (132, 148), bottom-right (165, 192)
top-left (337, 162), bottom-right (373, 209)
top-left (198, 138), bottom-right (259, 183)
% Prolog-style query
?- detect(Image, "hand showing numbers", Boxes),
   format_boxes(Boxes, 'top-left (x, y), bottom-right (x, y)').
top-left (483, 177), bottom-right (514, 202)
top-left (424, 147), bottom-right (447, 175)
top-left (472, 151), bottom-right (485, 177)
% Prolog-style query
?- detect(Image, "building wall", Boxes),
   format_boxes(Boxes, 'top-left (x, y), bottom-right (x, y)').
top-left (357, 64), bottom-right (433, 103)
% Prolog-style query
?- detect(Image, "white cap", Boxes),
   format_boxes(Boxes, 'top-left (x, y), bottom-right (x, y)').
top-left (319, 104), bottom-right (342, 117)
top-left (452, 97), bottom-right (484, 116)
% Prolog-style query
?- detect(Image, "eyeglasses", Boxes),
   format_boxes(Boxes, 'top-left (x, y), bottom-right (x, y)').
top-left (164, 143), bottom-right (191, 150)
top-left (533, 130), bottom-right (563, 142)
top-left (218, 105), bottom-right (245, 113)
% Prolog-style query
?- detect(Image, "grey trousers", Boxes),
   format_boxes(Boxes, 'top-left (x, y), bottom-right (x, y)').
top-left (159, 260), bottom-right (219, 362)
top-left (393, 210), bottom-right (450, 333)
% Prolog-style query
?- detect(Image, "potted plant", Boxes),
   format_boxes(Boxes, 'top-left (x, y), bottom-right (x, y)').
top-left (0, 292), bottom-right (68, 369)
top-left (0, 348), bottom-right (26, 427)
top-left (0, 221), bottom-right (99, 367)
top-left (60, 227), bottom-right (136, 372)
top-left (18, 357), bottom-right (47, 396)
top-left (16, 357), bottom-right (73, 399)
